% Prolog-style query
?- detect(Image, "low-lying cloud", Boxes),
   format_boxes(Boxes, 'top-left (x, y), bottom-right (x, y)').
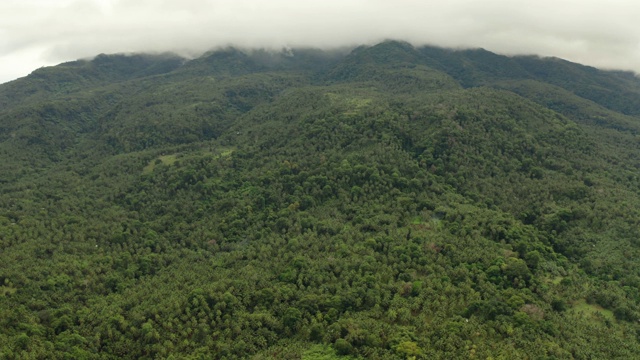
top-left (2, 0), bottom-right (640, 83)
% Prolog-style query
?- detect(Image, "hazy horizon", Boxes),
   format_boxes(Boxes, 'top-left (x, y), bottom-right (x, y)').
top-left (2, 0), bottom-right (640, 84)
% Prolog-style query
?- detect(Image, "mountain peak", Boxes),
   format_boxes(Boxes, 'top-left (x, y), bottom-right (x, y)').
top-left (346, 40), bottom-right (421, 66)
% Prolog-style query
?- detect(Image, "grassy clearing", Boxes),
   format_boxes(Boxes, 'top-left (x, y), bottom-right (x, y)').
top-left (570, 299), bottom-right (615, 323)
top-left (143, 148), bottom-right (234, 175)
top-left (0, 286), bottom-right (17, 297)
top-left (143, 154), bottom-right (178, 174)
top-left (326, 93), bottom-right (372, 116)
top-left (544, 276), bottom-right (564, 285)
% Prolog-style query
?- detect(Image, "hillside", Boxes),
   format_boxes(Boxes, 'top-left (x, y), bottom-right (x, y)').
top-left (1, 41), bottom-right (640, 359)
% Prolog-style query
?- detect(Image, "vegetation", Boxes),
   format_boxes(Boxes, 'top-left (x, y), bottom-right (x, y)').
top-left (1, 41), bottom-right (640, 359)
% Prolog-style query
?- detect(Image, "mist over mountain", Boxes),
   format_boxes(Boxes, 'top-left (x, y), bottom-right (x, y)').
top-left (1, 41), bottom-right (640, 359)
top-left (4, 0), bottom-right (640, 85)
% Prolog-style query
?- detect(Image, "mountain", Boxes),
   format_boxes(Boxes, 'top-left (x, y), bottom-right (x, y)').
top-left (1, 41), bottom-right (640, 359)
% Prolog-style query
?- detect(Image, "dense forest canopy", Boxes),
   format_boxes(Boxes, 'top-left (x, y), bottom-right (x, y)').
top-left (1, 41), bottom-right (640, 359)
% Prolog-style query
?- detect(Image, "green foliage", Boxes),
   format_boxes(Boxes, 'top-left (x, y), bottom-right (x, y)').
top-left (333, 339), bottom-right (353, 356)
top-left (1, 41), bottom-right (640, 359)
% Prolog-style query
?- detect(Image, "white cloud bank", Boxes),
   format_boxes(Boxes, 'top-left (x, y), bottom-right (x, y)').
top-left (2, 0), bottom-right (640, 83)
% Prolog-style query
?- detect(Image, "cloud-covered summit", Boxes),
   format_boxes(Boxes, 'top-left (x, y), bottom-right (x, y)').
top-left (2, 0), bottom-right (640, 84)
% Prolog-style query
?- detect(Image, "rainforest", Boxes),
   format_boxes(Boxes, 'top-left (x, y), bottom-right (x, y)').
top-left (1, 41), bottom-right (640, 359)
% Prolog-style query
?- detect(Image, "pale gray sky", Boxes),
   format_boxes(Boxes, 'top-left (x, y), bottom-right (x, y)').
top-left (2, 0), bottom-right (640, 84)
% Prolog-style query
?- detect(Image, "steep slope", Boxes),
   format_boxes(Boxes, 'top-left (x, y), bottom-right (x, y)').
top-left (1, 42), bottom-right (640, 359)
top-left (416, 44), bottom-right (640, 116)
top-left (326, 41), bottom-right (461, 92)
top-left (513, 56), bottom-right (640, 116)
top-left (0, 53), bottom-right (184, 111)
top-left (418, 46), bottom-right (533, 86)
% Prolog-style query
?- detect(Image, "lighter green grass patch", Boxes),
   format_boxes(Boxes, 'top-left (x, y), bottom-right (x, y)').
top-left (571, 299), bottom-right (615, 322)
top-left (548, 276), bottom-right (564, 285)
top-left (143, 148), bottom-right (234, 175)
top-left (326, 93), bottom-right (372, 116)
top-left (0, 286), bottom-right (17, 297)
top-left (143, 154), bottom-right (178, 174)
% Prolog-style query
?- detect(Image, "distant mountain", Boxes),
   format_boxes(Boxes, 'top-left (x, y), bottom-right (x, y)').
top-left (1, 41), bottom-right (640, 359)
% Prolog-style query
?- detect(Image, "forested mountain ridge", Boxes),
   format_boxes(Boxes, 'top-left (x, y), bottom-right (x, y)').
top-left (1, 40), bottom-right (640, 359)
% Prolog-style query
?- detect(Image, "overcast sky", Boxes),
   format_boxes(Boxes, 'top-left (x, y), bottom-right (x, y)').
top-left (1, 0), bottom-right (640, 84)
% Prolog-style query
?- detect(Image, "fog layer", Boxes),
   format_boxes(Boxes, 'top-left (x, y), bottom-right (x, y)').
top-left (2, 0), bottom-right (639, 83)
